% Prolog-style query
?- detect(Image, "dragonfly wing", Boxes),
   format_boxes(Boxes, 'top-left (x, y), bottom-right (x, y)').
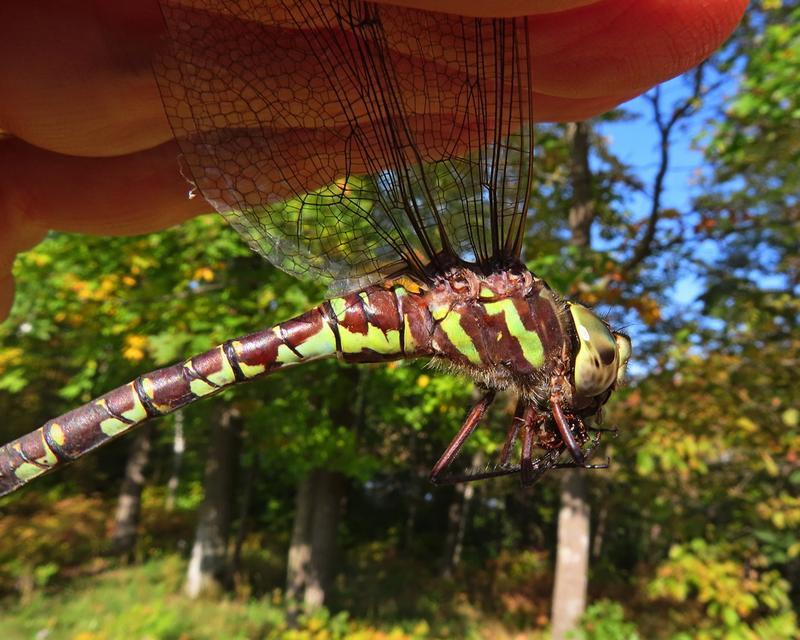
top-left (155, 0), bottom-right (535, 293)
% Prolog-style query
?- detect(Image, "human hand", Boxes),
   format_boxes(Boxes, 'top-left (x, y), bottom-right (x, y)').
top-left (0, 0), bottom-right (748, 319)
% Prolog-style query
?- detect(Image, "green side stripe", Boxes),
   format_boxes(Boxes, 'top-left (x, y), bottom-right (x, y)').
top-left (394, 288), bottom-right (417, 353)
top-left (97, 400), bottom-right (132, 437)
top-left (15, 462), bottom-right (45, 482)
top-left (275, 343), bottom-right (302, 366)
top-left (100, 418), bottom-right (130, 437)
top-left (189, 378), bottom-right (217, 398)
top-left (121, 386), bottom-right (149, 423)
top-left (294, 323), bottom-right (338, 361)
top-left (484, 298), bottom-right (544, 368)
top-left (37, 439), bottom-right (58, 467)
top-left (340, 324), bottom-right (401, 355)
top-left (329, 296), bottom-right (402, 355)
top-left (328, 297), bottom-right (348, 322)
top-left (232, 339), bottom-right (268, 375)
top-left (439, 310), bottom-right (482, 365)
top-left (206, 347), bottom-right (236, 386)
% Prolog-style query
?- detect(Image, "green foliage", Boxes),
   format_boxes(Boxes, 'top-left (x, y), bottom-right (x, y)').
top-left (648, 540), bottom-right (796, 640)
top-left (572, 600), bottom-right (641, 640)
top-left (710, 4), bottom-right (800, 189)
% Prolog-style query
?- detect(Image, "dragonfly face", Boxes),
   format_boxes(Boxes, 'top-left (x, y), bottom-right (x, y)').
top-left (569, 303), bottom-right (631, 406)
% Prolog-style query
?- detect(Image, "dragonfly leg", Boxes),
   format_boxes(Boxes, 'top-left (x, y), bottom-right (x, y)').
top-left (550, 397), bottom-right (586, 465)
top-left (519, 412), bottom-right (537, 485)
top-left (588, 425), bottom-right (619, 437)
top-left (429, 390), bottom-right (496, 485)
top-left (498, 398), bottom-right (526, 466)
top-left (555, 458), bottom-right (610, 470)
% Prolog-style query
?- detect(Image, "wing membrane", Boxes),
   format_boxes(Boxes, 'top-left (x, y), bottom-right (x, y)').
top-left (156, 0), bottom-right (534, 292)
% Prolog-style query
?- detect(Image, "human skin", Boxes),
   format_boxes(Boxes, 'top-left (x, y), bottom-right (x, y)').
top-left (0, 0), bottom-right (748, 320)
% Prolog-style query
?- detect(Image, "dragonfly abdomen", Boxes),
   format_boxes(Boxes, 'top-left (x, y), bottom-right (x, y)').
top-left (0, 286), bottom-right (426, 497)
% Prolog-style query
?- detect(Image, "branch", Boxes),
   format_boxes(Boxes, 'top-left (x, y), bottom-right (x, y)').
top-left (621, 65), bottom-right (706, 275)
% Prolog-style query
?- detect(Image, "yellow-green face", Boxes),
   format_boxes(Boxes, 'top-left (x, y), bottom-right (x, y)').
top-left (568, 303), bottom-right (631, 398)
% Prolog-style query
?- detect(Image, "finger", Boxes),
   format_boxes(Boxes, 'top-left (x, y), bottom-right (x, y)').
top-left (0, 0), bottom-right (746, 157)
top-left (529, 0), bottom-right (749, 98)
top-left (0, 273), bottom-right (13, 321)
top-left (0, 1), bottom-right (171, 157)
top-left (0, 138), bottom-right (210, 318)
top-left (0, 139), bottom-right (209, 237)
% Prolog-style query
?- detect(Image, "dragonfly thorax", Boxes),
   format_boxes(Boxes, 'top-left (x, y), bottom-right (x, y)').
top-left (420, 266), bottom-right (572, 403)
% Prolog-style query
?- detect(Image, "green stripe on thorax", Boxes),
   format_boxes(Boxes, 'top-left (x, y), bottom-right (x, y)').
top-left (483, 298), bottom-right (544, 368)
top-left (430, 300), bottom-right (482, 365)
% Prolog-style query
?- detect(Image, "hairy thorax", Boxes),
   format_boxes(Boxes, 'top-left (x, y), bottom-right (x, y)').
top-left (415, 265), bottom-right (577, 405)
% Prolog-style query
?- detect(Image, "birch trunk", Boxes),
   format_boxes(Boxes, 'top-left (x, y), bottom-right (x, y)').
top-left (551, 121), bottom-right (595, 637)
top-left (551, 469), bottom-right (591, 639)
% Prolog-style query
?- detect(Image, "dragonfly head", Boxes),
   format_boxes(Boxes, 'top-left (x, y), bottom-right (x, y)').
top-left (568, 303), bottom-right (631, 401)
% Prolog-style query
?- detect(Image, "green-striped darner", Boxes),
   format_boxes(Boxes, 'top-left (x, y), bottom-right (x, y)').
top-left (0, 0), bottom-right (631, 497)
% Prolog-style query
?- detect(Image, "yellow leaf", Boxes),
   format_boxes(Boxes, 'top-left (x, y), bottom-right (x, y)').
top-left (194, 267), bottom-right (215, 282)
top-left (782, 408), bottom-right (799, 427)
top-left (736, 417), bottom-right (758, 433)
top-left (122, 335), bottom-right (148, 362)
top-left (761, 452), bottom-right (780, 477)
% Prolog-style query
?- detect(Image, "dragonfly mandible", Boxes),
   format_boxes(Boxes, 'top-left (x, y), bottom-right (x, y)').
top-left (0, 0), bottom-right (631, 497)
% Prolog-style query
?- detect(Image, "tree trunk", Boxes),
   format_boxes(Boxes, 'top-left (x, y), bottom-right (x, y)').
top-left (185, 406), bottom-right (242, 599)
top-left (231, 452), bottom-right (258, 583)
top-left (286, 473), bottom-right (314, 618)
top-left (551, 121), bottom-right (595, 637)
top-left (551, 469), bottom-right (591, 639)
top-left (165, 410), bottom-right (185, 512)
top-left (592, 500), bottom-right (608, 560)
top-left (109, 424), bottom-right (154, 560)
top-left (286, 469), bottom-right (345, 619)
top-left (305, 469), bottom-right (344, 610)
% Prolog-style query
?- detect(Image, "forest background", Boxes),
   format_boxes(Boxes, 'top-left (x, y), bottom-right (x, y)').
top-left (0, 2), bottom-right (797, 639)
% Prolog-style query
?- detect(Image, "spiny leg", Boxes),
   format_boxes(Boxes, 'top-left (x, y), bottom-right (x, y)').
top-left (589, 425), bottom-right (619, 437)
top-left (550, 397), bottom-right (586, 465)
top-left (519, 406), bottom-right (538, 486)
top-left (554, 459), bottom-right (610, 470)
top-left (429, 390), bottom-right (496, 485)
top-left (499, 398), bottom-right (526, 466)
top-left (555, 432), bottom-right (609, 471)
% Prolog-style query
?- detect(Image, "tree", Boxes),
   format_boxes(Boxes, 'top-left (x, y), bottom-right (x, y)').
top-left (109, 424), bottom-right (155, 560)
top-left (185, 406), bottom-right (242, 598)
top-left (550, 121), bottom-right (594, 640)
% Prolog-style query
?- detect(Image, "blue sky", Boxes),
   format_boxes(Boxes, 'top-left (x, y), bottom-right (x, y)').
top-left (595, 72), bottom-right (733, 307)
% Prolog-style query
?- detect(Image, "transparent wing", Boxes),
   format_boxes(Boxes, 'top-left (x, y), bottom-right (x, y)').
top-left (155, 0), bottom-right (535, 293)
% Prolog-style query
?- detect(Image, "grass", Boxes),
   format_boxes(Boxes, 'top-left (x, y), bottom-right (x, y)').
top-left (1, 556), bottom-right (293, 640)
top-left (0, 555), bottom-right (536, 640)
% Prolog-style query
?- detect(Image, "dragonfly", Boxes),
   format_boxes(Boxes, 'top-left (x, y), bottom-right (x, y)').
top-left (0, 0), bottom-right (631, 497)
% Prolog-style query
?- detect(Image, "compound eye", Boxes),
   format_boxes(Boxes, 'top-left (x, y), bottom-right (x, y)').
top-left (569, 304), bottom-right (619, 397)
top-left (614, 332), bottom-right (632, 384)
